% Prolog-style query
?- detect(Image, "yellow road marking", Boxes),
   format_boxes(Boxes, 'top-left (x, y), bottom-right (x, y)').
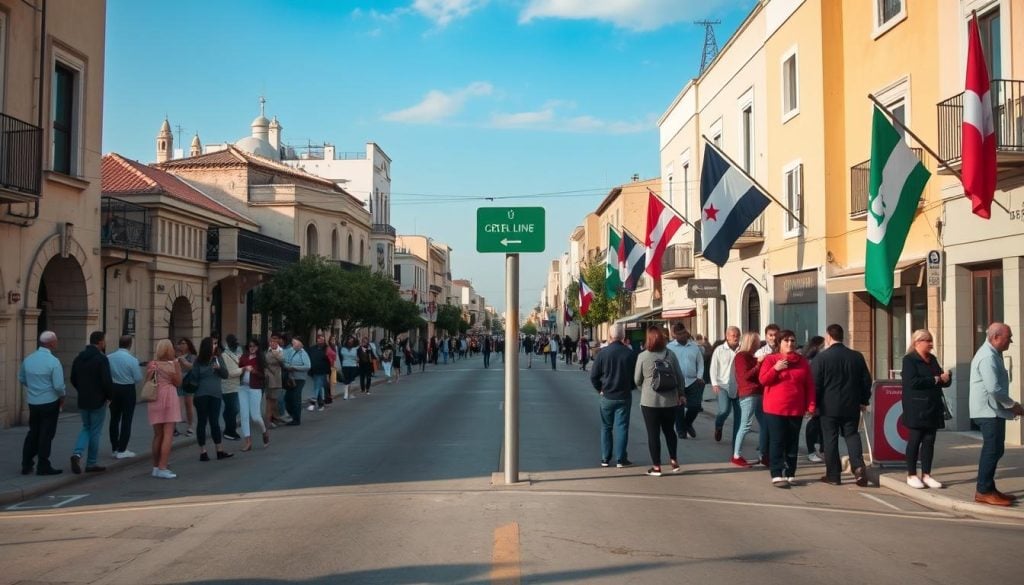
top-left (491, 521), bottom-right (521, 585)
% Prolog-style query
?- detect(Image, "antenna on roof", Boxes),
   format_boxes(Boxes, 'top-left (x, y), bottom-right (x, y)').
top-left (174, 124), bottom-right (184, 147)
top-left (695, 20), bottom-right (721, 74)
top-left (259, 95), bottom-right (267, 117)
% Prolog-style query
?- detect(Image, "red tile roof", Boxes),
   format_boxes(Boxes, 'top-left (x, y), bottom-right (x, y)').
top-left (101, 153), bottom-right (253, 224)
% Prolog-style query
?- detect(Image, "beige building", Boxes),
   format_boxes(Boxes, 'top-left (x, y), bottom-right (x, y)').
top-left (0, 0), bottom-right (106, 422)
top-left (395, 235), bottom-right (453, 338)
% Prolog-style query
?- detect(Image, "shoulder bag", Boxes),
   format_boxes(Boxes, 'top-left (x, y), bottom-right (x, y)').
top-left (139, 369), bottom-right (159, 403)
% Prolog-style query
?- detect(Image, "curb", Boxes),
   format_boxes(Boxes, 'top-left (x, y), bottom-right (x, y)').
top-left (878, 473), bottom-right (1024, 521)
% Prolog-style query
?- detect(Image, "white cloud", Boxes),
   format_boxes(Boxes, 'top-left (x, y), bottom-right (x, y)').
top-left (383, 82), bottom-right (494, 124)
top-left (412, 0), bottom-right (488, 27)
top-left (489, 102), bottom-right (652, 134)
top-left (519, 0), bottom-right (737, 31)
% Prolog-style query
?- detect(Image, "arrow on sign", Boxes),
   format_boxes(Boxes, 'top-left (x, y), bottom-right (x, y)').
top-left (500, 238), bottom-right (522, 246)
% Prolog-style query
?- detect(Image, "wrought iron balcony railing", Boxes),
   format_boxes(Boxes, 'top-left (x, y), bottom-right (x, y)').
top-left (372, 223), bottom-right (397, 236)
top-left (850, 148), bottom-right (923, 218)
top-left (937, 79), bottom-right (1024, 164)
top-left (0, 112), bottom-right (42, 197)
top-left (207, 227), bottom-right (300, 270)
top-left (101, 197), bottom-right (151, 251)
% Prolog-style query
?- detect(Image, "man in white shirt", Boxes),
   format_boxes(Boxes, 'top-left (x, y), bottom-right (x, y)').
top-left (710, 326), bottom-right (741, 443)
top-left (667, 323), bottom-right (705, 439)
top-left (754, 323), bottom-right (780, 360)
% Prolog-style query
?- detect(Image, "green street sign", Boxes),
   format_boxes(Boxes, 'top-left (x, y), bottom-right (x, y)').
top-left (477, 207), bottom-right (546, 253)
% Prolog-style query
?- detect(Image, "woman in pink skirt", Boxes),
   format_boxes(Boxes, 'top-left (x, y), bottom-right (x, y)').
top-left (148, 339), bottom-right (182, 479)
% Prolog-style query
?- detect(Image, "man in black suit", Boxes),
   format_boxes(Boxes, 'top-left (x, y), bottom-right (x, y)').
top-left (812, 324), bottom-right (872, 487)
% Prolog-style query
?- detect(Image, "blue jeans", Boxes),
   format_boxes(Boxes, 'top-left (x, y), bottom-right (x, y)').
top-left (311, 374), bottom-right (328, 404)
top-left (974, 417), bottom-right (1006, 494)
top-left (600, 396), bottom-right (632, 464)
top-left (483, 352), bottom-right (490, 368)
top-left (550, 352), bottom-right (558, 370)
top-left (715, 390), bottom-right (741, 439)
top-left (442, 350), bottom-right (449, 364)
top-left (74, 407), bottom-right (106, 466)
top-left (734, 396), bottom-right (759, 458)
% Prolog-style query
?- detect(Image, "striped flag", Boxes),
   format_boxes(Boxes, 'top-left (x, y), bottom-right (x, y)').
top-left (699, 144), bottom-right (771, 267)
top-left (619, 230), bottom-right (645, 292)
top-left (962, 13), bottom-right (996, 219)
top-left (606, 226), bottom-right (622, 298)
top-left (579, 278), bottom-right (594, 317)
top-left (644, 192), bottom-right (683, 281)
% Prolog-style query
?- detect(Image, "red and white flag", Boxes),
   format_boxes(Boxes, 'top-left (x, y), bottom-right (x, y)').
top-left (578, 278), bottom-right (594, 317)
top-left (962, 13), bottom-right (996, 219)
top-left (644, 191), bottom-right (683, 281)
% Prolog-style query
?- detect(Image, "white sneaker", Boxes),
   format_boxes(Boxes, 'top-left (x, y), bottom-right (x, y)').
top-left (786, 477), bottom-right (798, 485)
top-left (807, 452), bottom-right (824, 463)
top-left (115, 450), bottom-right (136, 459)
top-left (772, 476), bottom-right (789, 488)
top-left (152, 467), bottom-right (159, 477)
top-left (907, 475), bottom-right (926, 489)
top-left (155, 468), bottom-right (177, 479)
top-left (307, 404), bottom-right (316, 412)
top-left (922, 475), bottom-right (943, 489)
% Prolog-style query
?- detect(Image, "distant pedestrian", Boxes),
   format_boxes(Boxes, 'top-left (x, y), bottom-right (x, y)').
top-left (192, 337), bottom-right (233, 461)
top-left (69, 331), bottom-right (114, 474)
top-left (759, 330), bottom-right (815, 488)
top-left (812, 324), bottom-right (871, 487)
top-left (219, 334), bottom-right (243, 441)
top-left (667, 323), bottom-right (704, 439)
top-left (483, 335), bottom-right (492, 369)
top-left (147, 339), bottom-right (182, 479)
top-left (174, 338), bottom-right (197, 437)
top-left (710, 326), bottom-right (741, 444)
top-left (338, 337), bottom-right (358, 399)
top-left (578, 336), bottom-right (590, 371)
top-left (238, 338), bottom-right (269, 451)
top-left (969, 323), bottom-right (1024, 506)
top-left (283, 336), bottom-right (310, 423)
top-left (419, 337), bottom-right (428, 372)
top-left (391, 338), bottom-right (402, 383)
top-left (590, 324), bottom-right (637, 468)
top-left (264, 333), bottom-right (287, 425)
top-left (900, 329), bottom-right (951, 490)
top-left (20, 331), bottom-right (66, 476)
top-left (403, 338), bottom-right (414, 376)
top-left (357, 337), bottom-right (375, 394)
top-left (382, 341), bottom-right (395, 383)
top-left (107, 335), bottom-right (143, 459)
top-left (548, 335), bottom-right (559, 370)
top-left (326, 335), bottom-right (338, 404)
top-left (307, 334), bottom-right (331, 411)
top-left (634, 325), bottom-right (685, 477)
top-left (731, 331), bottom-right (764, 467)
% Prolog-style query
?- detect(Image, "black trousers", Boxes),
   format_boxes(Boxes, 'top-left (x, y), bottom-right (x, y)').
top-left (820, 415), bottom-right (866, 481)
top-left (805, 415), bottom-right (822, 453)
top-left (676, 381), bottom-right (704, 434)
top-left (906, 427), bottom-right (937, 475)
top-left (108, 383), bottom-right (137, 452)
top-left (23, 399), bottom-right (61, 471)
top-left (358, 364), bottom-right (373, 391)
top-left (285, 380), bottom-right (305, 423)
top-left (765, 414), bottom-right (803, 479)
top-left (221, 392), bottom-right (240, 437)
top-left (194, 395), bottom-right (223, 447)
top-left (641, 405), bottom-right (678, 466)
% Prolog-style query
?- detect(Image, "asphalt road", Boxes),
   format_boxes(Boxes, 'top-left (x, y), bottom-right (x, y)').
top-left (1, 354), bottom-right (1022, 585)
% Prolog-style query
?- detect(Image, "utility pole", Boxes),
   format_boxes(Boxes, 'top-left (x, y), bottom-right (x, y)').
top-left (695, 20), bottom-right (721, 74)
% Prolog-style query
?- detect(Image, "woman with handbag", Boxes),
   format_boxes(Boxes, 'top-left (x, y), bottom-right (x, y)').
top-left (191, 337), bottom-right (233, 461)
top-left (238, 338), bottom-right (270, 451)
top-left (147, 339), bottom-right (182, 479)
top-left (901, 329), bottom-right (952, 489)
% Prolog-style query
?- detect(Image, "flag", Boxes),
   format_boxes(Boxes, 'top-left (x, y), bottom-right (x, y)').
top-left (962, 13), bottom-right (996, 219)
top-left (644, 192), bottom-right (683, 280)
top-left (699, 144), bottom-right (772, 267)
top-left (605, 226), bottom-right (622, 298)
top-left (619, 230), bottom-right (645, 292)
top-left (866, 106), bottom-right (931, 305)
top-left (563, 299), bottom-right (572, 323)
top-left (578, 278), bottom-right (594, 317)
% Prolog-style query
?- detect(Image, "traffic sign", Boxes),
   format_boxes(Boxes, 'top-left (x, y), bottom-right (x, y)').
top-left (926, 249), bottom-right (942, 288)
top-left (476, 207), bottom-right (545, 253)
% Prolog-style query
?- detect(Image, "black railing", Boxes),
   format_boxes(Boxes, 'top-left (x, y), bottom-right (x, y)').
top-left (372, 223), bottom-right (396, 236)
top-left (207, 227), bottom-right (301, 270)
top-left (661, 244), bottom-right (694, 273)
top-left (937, 79), bottom-right (1024, 161)
top-left (333, 259), bottom-right (362, 272)
top-left (850, 148), bottom-right (923, 217)
top-left (0, 112), bottom-right (43, 196)
top-left (101, 197), bottom-right (151, 251)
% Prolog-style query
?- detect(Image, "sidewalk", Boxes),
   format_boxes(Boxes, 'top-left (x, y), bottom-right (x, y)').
top-left (0, 373), bottom-right (394, 506)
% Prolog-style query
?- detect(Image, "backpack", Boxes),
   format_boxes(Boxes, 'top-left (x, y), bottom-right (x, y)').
top-left (651, 352), bottom-right (679, 394)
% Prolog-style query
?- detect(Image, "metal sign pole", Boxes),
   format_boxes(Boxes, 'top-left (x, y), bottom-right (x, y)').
top-left (504, 253), bottom-right (520, 484)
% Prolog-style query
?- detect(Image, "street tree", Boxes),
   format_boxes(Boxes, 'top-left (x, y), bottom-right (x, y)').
top-left (383, 298), bottom-right (423, 339)
top-left (521, 321), bottom-right (538, 335)
top-left (435, 304), bottom-right (463, 336)
top-left (255, 255), bottom-right (345, 339)
top-left (335, 268), bottom-right (404, 339)
top-left (568, 262), bottom-right (627, 329)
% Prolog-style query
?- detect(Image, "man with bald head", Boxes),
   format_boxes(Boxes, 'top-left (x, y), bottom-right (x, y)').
top-left (590, 323), bottom-right (638, 468)
top-left (19, 331), bottom-right (66, 475)
top-left (970, 322), bottom-right (1024, 506)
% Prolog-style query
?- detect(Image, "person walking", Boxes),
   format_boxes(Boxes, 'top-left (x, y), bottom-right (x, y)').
top-left (337, 337), bottom-right (358, 399)
top-left (590, 324), bottom-right (637, 468)
top-left (326, 335), bottom-right (338, 405)
top-left (710, 326), bottom-right (742, 444)
top-left (20, 331), bottom-right (66, 476)
top-left (107, 335), bottom-right (143, 459)
top-left (190, 337), bottom-right (233, 461)
top-left (800, 336), bottom-right (827, 463)
top-left (758, 330), bottom-right (815, 488)
top-left (634, 325), bottom-right (685, 477)
top-left (69, 331), bottom-right (114, 474)
top-left (147, 340), bottom-right (182, 478)
top-left (751, 323), bottom-right (780, 464)
top-left (731, 331), bottom-right (763, 467)
top-left (391, 338), bottom-right (402, 383)
top-left (969, 323), bottom-right (1024, 506)
top-left (283, 336), bottom-right (310, 423)
top-left (174, 338), bottom-right (197, 437)
top-left (667, 323), bottom-right (704, 439)
top-left (238, 338), bottom-right (269, 451)
top-left (578, 336), bottom-right (590, 371)
top-left (900, 329), bottom-right (951, 490)
top-left (813, 324), bottom-right (872, 487)
top-left (264, 333), bottom-right (287, 426)
top-left (356, 337), bottom-right (375, 394)
top-left (419, 337), bottom-right (428, 372)
top-left (403, 338), bottom-right (414, 376)
top-left (381, 340), bottom-right (395, 383)
top-left (440, 335), bottom-right (450, 365)
top-left (525, 335), bottom-right (535, 368)
top-left (548, 335), bottom-right (560, 370)
top-left (219, 334), bottom-right (243, 441)
top-left (482, 335), bottom-right (492, 369)
top-left (307, 334), bottom-right (331, 411)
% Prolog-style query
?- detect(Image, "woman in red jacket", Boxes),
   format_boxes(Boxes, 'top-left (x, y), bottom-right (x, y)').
top-left (758, 330), bottom-right (815, 488)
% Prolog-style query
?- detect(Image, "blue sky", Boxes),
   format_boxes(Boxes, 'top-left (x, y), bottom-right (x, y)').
top-left (104, 0), bottom-right (753, 314)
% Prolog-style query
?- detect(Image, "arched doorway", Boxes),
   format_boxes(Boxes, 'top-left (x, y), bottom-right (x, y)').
top-left (168, 296), bottom-right (194, 342)
top-left (743, 284), bottom-right (761, 334)
top-left (36, 256), bottom-right (88, 391)
top-left (305, 223), bottom-right (318, 256)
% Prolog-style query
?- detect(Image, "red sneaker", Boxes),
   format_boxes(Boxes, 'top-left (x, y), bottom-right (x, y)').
top-left (730, 456), bottom-right (751, 468)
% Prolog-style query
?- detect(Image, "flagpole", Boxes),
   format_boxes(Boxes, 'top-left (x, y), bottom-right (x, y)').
top-left (701, 136), bottom-right (807, 228)
top-left (646, 188), bottom-right (695, 228)
top-left (867, 93), bottom-right (1010, 214)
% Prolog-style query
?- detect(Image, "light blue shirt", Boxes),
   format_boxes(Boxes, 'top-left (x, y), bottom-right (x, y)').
top-left (667, 339), bottom-right (705, 387)
top-left (283, 346), bottom-right (310, 381)
top-left (969, 341), bottom-right (1016, 419)
top-left (107, 348), bottom-right (143, 385)
top-left (18, 347), bottom-right (66, 405)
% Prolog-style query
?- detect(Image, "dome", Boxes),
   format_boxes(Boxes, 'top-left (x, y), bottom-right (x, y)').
top-left (251, 115), bottom-right (271, 129)
top-left (158, 118), bottom-right (171, 135)
top-left (191, 133), bottom-right (201, 147)
top-left (234, 136), bottom-right (279, 160)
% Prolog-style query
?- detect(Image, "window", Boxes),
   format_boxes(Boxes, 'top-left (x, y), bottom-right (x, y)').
top-left (873, 0), bottom-right (906, 38)
top-left (972, 265), bottom-right (1004, 351)
top-left (784, 163), bottom-right (803, 236)
top-left (331, 229), bottom-right (339, 260)
top-left (305, 223), bottom-right (318, 256)
top-left (712, 133), bottom-right (722, 148)
top-left (978, 9), bottom-right (1002, 79)
top-left (347, 234), bottom-right (353, 261)
top-left (0, 12), bottom-right (6, 112)
top-left (741, 104), bottom-right (754, 172)
top-left (360, 239), bottom-right (365, 264)
top-left (782, 51), bottom-right (798, 119)
top-left (394, 264), bottom-right (401, 282)
top-left (52, 63), bottom-right (77, 175)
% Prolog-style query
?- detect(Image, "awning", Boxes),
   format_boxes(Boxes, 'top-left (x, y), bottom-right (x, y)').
top-left (615, 307), bottom-right (663, 324)
top-left (825, 258), bottom-right (925, 294)
top-left (662, 305), bottom-right (697, 319)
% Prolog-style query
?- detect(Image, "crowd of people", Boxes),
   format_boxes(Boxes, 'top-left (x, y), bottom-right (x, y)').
top-left (588, 320), bottom-right (1023, 506)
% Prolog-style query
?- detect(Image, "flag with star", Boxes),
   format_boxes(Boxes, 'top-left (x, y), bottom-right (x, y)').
top-left (699, 142), bottom-right (771, 267)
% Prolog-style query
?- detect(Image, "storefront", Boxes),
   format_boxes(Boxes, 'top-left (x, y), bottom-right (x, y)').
top-left (773, 270), bottom-right (819, 345)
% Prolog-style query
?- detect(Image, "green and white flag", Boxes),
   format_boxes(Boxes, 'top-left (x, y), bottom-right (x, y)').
top-left (865, 106), bottom-right (930, 305)
top-left (606, 226), bottom-right (622, 299)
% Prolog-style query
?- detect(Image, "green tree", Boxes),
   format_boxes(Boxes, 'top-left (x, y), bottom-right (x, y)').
top-left (457, 318), bottom-right (471, 334)
top-left (435, 304), bottom-right (463, 335)
top-left (382, 299), bottom-right (423, 338)
top-left (255, 256), bottom-right (345, 339)
top-left (521, 321), bottom-right (538, 335)
top-left (335, 267), bottom-right (406, 339)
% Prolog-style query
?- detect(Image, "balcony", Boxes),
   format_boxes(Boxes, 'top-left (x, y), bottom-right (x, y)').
top-left (661, 244), bottom-right (695, 280)
top-left (937, 79), bottom-right (1024, 174)
top-left (429, 284), bottom-right (443, 294)
top-left (101, 197), bottom-right (151, 251)
top-left (333, 259), bottom-right (362, 272)
top-left (372, 223), bottom-right (396, 237)
top-left (732, 215), bottom-right (764, 248)
top-left (0, 112), bottom-right (43, 201)
top-left (850, 148), bottom-right (923, 219)
top-left (207, 227), bottom-right (300, 271)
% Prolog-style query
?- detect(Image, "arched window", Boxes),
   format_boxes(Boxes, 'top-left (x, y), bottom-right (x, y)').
top-left (347, 234), bottom-right (353, 262)
top-left (331, 229), bottom-right (339, 260)
top-left (359, 238), bottom-right (365, 264)
top-left (744, 284), bottom-right (761, 334)
top-left (305, 223), bottom-right (318, 257)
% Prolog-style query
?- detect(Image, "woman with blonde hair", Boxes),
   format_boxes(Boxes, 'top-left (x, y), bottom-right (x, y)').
top-left (901, 329), bottom-right (951, 489)
top-left (148, 339), bottom-right (183, 478)
top-left (731, 331), bottom-right (764, 467)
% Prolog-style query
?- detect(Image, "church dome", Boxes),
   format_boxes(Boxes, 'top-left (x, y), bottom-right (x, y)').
top-left (234, 136), bottom-right (279, 160)
top-left (251, 115), bottom-right (270, 129)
